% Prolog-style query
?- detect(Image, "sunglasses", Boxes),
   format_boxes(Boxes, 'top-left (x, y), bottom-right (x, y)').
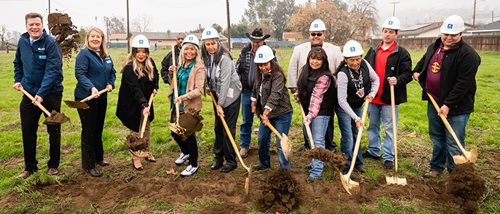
top-left (310, 32), bottom-right (323, 37)
top-left (443, 33), bottom-right (460, 37)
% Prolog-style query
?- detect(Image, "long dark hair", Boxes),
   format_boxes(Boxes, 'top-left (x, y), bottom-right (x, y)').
top-left (297, 47), bottom-right (332, 96)
top-left (200, 38), bottom-right (232, 66)
top-left (256, 60), bottom-right (286, 86)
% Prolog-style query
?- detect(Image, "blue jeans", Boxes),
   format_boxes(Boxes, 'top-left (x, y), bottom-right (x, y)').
top-left (239, 89), bottom-right (254, 149)
top-left (304, 115), bottom-right (330, 178)
top-left (257, 112), bottom-right (292, 169)
top-left (336, 106), bottom-right (364, 173)
top-left (427, 102), bottom-right (470, 172)
top-left (367, 103), bottom-right (398, 161)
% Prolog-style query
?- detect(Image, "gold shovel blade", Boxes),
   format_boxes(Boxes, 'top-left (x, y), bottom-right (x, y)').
top-left (453, 148), bottom-right (478, 164)
top-left (342, 174), bottom-right (360, 192)
top-left (64, 100), bottom-right (89, 109)
top-left (339, 171), bottom-right (352, 195)
top-left (385, 176), bottom-right (407, 185)
top-left (280, 134), bottom-right (292, 161)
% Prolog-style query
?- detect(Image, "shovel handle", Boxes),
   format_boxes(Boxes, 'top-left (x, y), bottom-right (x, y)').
top-left (390, 85), bottom-right (399, 177)
top-left (259, 114), bottom-right (284, 141)
top-left (298, 102), bottom-right (315, 149)
top-left (140, 91), bottom-right (156, 138)
top-left (171, 45), bottom-right (181, 126)
top-left (426, 92), bottom-right (469, 160)
top-left (345, 99), bottom-right (370, 179)
top-left (19, 87), bottom-right (51, 116)
top-left (80, 88), bottom-right (109, 102)
top-left (209, 92), bottom-right (250, 171)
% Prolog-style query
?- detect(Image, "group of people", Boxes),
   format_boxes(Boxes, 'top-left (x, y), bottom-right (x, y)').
top-left (13, 12), bottom-right (480, 184)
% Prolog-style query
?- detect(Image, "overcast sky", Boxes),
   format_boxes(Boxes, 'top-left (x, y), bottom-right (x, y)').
top-left (0, 0), bottom-right (499, 34)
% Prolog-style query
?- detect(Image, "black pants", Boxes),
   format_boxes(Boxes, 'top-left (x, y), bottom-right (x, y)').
top-left (77, 98), bottom-right (107, 170)
top-left (213, 97), bottom-right (240, 167)
top-left (20, 92), bottom-right (62, 172)
top-left (304, 112), bottom-right (337, 151)
top-left (172, 132), bottom-right (198, 167)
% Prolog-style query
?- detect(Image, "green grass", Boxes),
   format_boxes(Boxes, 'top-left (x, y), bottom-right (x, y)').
top-left (0, 48), bottom-right (499, 213)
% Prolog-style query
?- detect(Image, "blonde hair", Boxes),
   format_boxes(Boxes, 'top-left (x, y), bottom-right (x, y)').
top-left (122, 48), bottom-right (155, 81)
top-left (84, 27), bottom-right (109, 58)
top-left (178, 43), bottom-right (203, 66)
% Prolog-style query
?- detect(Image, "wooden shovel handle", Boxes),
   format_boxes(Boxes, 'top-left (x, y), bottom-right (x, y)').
top-left (298, 102), bottom-right (315, 149)
top-left (171, 45), bottom-right (181, 125)
top-left (390, 85), bottom-right (399, 176)
top-left (209, 92), bottom-right (250, 171)
top-left (259, 114), bottom-right (284, 141)
top-left (140, 91), bottom-right (156, 138)
top-left (345, 99), bottom-right (370, 179)
top-left (426, 92), bottom-right (469, 159)
top-left (20, 87), bottom-right (51, 116)
top-left (80, 88), bottom-right (109, 102)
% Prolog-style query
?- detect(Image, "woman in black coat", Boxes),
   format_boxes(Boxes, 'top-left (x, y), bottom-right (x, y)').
top-left (116, 34), bottom-right (159, 170)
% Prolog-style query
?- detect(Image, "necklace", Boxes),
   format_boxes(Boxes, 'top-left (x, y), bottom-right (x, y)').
top-left (348, 68), bottom-right (365, 98)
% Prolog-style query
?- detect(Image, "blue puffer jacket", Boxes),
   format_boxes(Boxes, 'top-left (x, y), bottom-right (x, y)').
top-left (13, 30), bottom-right (63, 98)
top-left (74, 48), bottom-right (116, 99)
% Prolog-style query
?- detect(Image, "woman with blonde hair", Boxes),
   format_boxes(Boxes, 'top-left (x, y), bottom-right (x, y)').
top-left (116, 34), bottom-right (159, 171)
top-left (168, 34), bottom-right (206, 177)
top-left (74, 27), bottom-right (116, 177)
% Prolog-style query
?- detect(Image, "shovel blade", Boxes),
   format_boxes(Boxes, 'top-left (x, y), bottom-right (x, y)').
top-left (64, 100), bottom-right (89, 109)
top-left (385, 176), bottom-right (407, 185)
top-left (280, 134), bottom-right (292, 161)
top-left (43, 110), bottom-right (70, 125)
top-left (453, 148), bottom-right (478, 164)
top-left (168, 123), bottom-right (187, 135)
top-left (339, 171), bottom-right (352, 195)
top-left (342, 174), bottom-right (360, 193)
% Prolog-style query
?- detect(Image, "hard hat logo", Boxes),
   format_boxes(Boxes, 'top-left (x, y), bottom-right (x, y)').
top-left (388, 21), bottom-right (393, 25)
top-left (350, 47), bottom-right (356, 52)
top-left (207, 31), bottom-right (211, 35)
top-left (139, 40), bottom-right (143, 44)
top-left (447, 24), bottom-right (453, 29)
top-left (314, 24), bottom-right (318, 28)
top-left (259, 53), bottom-right (263, 58)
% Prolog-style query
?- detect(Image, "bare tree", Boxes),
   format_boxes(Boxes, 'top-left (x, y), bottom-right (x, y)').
top-left (131, 15), bottom-right (151, 32)
top-left (103, 16), bottom-right (126, 34)
top-left (0, 25), bottom-right (9, 50)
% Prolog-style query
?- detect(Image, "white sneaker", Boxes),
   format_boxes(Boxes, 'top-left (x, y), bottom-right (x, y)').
top-left (180, 165), bottom-right (198, 177)
top-left (175, 153), bottom-right (190, 165)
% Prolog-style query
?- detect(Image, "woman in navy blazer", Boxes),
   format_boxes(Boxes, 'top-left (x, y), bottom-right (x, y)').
top-left (74, 27), bottom-right (116, 177)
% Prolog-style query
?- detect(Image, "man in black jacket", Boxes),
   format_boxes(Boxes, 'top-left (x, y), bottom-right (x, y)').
top-left (235, 28), bottom-right (273, 158)
top-left (364, 17), bottom-right (412, 170)
top-left (413, 15), bottom-right (480, 178)
top-left (160, 33), bottom-right (185, 84)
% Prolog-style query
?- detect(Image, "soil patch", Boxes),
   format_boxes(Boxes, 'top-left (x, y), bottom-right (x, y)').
top-left (447, 163), bottom-right (486, 213)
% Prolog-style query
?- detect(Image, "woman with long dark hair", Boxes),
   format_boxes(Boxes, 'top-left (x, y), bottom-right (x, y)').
top-left (297, 47), bottom-right (336, 183)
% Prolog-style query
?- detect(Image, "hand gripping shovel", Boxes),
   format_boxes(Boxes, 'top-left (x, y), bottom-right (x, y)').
top-left (20, 87), bottom-right (70, 125)
top-left (168, 45), bottom-right (187, 137)
top-left (258, 114), bottom-right (292, 161)
top-left (341, 99), bottom-right (370, 195)
top-left (298, 102), bottom-right (349, 194)
top-left (209, 91), bottom-right (252, 195)
top-left (386, 85), bottom-right (407, 185)
top-left (139, 91), bottom-right (156, 139)
top-left (64, 88), bottom-right (109, 109)
top-left (426, 92), bottom-right (478, 164)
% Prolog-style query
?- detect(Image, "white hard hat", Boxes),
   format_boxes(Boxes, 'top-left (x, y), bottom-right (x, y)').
top-left (131, 34), bottom-right (150, 48)
top-left (440, 15), bottom-right (465, 34)
top-left (309, 19), bottom-right (326, 31)
top-left (342, 40), bottom-right (364, 57)
top-left (182, 34), bottom-right (200, 48)
top-left (201, 27), bottom-right (220, 40)
top-left (254, 45), bottom-right (274, 63)
top-left (382, 16), bottom-right (401, 30)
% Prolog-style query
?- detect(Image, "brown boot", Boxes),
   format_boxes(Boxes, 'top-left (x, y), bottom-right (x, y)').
top-left (239, 148), bottom-right (249, 158)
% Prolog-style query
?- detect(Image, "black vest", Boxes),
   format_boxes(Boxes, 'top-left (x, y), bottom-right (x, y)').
top-left (300, 70), bottom-right (335, 116)
top-left (339, 60), bottom-right (371, 108)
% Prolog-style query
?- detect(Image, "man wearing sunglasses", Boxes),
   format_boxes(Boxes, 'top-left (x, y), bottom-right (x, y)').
top-left (288, 19), bottom-right (343, 151)
top-left (161, 32), bottom-right (186, 84)
top-left (413, 15), bottom-right (480, 178)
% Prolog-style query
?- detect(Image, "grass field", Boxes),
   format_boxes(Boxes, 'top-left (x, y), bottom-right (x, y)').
top-left (0, 47), bottom-right (498, 213)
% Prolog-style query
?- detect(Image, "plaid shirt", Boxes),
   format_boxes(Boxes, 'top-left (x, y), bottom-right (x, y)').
top-left (307, 75), bottom-right (331, 120)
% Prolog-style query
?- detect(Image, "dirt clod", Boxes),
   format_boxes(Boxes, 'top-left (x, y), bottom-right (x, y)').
top-left (447, 163), bottom-right (485, 214)
top-left (305, 148), bottom-right (346, 170)
top-left (258, 169), bottom-right (300, 213)
top-left (48, 13), bottom-right (80, 61)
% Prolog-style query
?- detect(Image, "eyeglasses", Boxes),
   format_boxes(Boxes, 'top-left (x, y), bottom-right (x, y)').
top-left (443, 33), bottom-right (460, 37)
top-left (310, 32), bottom-right (323, 37)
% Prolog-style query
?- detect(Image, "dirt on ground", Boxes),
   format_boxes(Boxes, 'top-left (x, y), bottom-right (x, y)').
top-left (0, 144), bottom-right (494, 213)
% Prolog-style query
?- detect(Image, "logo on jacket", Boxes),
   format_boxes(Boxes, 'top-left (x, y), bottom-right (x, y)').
top-left (431, 62), bottom-right (440, 73)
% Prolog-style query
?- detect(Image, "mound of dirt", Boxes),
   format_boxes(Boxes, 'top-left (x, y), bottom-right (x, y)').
top-left (48, 13), bottom-right (80, 60)
top-left (305, 148), bottom-right (346, 170)
top-left (447, 163), bottom-right (486, 214)
top-left (257, 169), bottom-right (300, 213)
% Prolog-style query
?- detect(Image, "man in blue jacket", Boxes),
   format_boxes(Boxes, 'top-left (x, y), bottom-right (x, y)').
top-left (13, 12), bottom-right (64, 179)
top-left (413, 15), bottom-right (480, 178)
